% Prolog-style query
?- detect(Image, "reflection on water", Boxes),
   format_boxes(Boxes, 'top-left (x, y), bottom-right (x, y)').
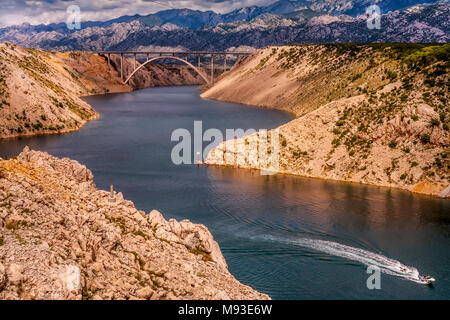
top-left (205, 166), bottom-right (450, 299)
top-left (0, 86), bottom-right (449, 299)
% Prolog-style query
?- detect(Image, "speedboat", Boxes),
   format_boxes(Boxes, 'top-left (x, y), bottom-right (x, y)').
top-left (418, 275), bottom-right (436, 285)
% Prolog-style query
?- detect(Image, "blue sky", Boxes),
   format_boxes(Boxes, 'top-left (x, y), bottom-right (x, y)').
top-left (0, 0), bottom-right (276, 27)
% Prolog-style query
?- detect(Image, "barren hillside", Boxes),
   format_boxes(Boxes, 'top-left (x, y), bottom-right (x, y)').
top-left (0, 43), bottom-right (206, 140)
top-left (202, 44), bottom-right (449, 196)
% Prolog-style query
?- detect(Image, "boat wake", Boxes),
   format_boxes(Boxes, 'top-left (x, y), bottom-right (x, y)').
top-left (259, 235), bottom-right (432, 284)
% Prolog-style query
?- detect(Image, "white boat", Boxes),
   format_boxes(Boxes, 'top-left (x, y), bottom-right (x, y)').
top-left (418, 275), bottom-right (436, 285)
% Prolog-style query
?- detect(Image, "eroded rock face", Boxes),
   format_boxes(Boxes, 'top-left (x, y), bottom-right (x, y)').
top-left (0, 147), bottom-right (269, 300)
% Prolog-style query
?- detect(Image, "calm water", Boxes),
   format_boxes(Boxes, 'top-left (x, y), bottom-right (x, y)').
top-left (1, 86), bottom-right (449, 299)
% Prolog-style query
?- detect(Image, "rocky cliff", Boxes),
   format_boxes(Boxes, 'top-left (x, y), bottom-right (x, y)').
top-left (0, 43), bottom-right (206, 140)
top-left (0, 147), bottom-right (268, 300)
top-left (202, 44), bottom-right (449, 197)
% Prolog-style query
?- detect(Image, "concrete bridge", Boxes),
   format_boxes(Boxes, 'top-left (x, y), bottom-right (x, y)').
top-left (98, 51), bottom-right (252, 85)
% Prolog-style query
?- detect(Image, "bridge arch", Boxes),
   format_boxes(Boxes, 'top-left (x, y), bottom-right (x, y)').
top-left (124, 55), bottom-right (210, 85)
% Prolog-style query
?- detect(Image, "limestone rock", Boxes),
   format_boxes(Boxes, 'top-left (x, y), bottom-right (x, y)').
top-left (7, 263), bottom-right (24, 285)
top-left (0, 149), bottom-right (269, 300)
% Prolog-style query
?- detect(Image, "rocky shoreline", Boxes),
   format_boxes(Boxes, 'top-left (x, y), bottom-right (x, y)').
top-left (0, 147), bottom-right (269, 300)
top-left (202, 44), bottom-right (449, 198)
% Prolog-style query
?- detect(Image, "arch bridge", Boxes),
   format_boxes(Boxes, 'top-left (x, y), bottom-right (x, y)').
top-left (98, 51), bottom-right (252, 85)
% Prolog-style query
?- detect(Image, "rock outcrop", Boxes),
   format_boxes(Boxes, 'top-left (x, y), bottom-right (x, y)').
top-left (0, 147), bottom-right (269, 300)
top-left (202, 44), bottom-right (449, 197)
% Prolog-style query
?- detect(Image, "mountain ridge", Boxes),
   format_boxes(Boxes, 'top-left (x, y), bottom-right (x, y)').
top-left (0, 1), bottom-right (447, 52)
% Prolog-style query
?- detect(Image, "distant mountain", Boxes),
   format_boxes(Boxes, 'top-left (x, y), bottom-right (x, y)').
top-left (0, 1), bottom-right (447, 51)
top-left (285, 0), bottom-right (442, 15)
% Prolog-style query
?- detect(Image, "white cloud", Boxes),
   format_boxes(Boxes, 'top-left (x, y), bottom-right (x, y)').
top-left (0, 0), bottom-right (276, 27)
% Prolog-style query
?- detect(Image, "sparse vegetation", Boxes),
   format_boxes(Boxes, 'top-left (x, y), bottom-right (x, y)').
top-left (189, 246), bottom-right (213, 262)
top-left (421, 134), bottom-right (431, 143)
top-left (430, 118), bottom-right (440, 126)
top-left (0, 167), bottom-right (6, 179)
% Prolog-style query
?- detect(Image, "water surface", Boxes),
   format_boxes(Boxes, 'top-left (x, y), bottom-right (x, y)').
top-left (1, 86), bottom-right (449, 299)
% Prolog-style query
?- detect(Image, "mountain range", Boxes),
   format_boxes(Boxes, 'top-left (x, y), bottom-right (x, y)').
top-left (0, 0), bottom-right (448, 51)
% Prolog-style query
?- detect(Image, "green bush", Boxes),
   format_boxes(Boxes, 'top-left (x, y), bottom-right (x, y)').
top-left (32, 121), bottom-right (43, 130)
top-left (351, 73), bottom-right (362, 81)
top-left (420, 133), bottom-right (430, 143)
top-left (386, 70), bottom-right (398, 80)
top-left (388, 141), bottom-right (397, 148)
top-left (430, 118), bottom-right (440, 126)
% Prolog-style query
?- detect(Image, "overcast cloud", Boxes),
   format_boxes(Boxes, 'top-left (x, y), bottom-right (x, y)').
top-left (0, 0), bottom-right (277, 28)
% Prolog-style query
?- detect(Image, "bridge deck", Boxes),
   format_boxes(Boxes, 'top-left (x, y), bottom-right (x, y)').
top-left (99, 51), bottom-right (252, 55)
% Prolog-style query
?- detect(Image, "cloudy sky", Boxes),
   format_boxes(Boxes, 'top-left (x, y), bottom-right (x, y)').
top-left (0, 0), bottom-right (277, 27)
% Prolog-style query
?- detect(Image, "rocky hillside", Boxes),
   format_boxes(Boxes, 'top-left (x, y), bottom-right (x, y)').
top-left (0, 43), bottom-right (101, 140)
top-left (0, 43), bottom-right (206, 140)
top-left (202, 44), bottom-right (449, 197)
top-left (0, 148), bottom-right (268, 300)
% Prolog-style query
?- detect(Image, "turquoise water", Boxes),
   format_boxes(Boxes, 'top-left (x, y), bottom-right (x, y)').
top-left (1, 86), bottom-right (449, 299)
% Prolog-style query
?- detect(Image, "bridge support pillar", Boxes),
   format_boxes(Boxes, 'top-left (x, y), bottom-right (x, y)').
top-left (120, 53), bottom-right (124, 81)
top-left (198, 55), bottom-right (200, 68)
top-left (223, 54), bottom-right (227, 72)
top-left (210, 54), bottom-right (214, 85)
top-left (134, 53), bottom-right (137, 71)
